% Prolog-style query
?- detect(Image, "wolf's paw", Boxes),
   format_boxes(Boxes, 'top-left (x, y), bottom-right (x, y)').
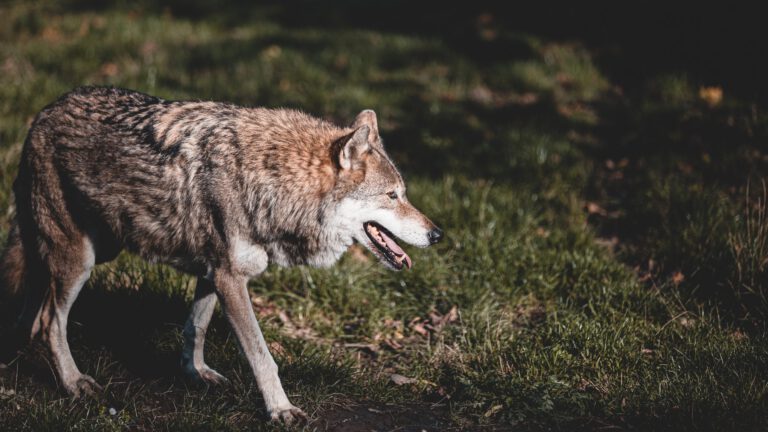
top-left (186, 365), bottom-right (230, 387)
top-left (65, 374), bottom-right (103, 398)
top-left (269, 405), bottom-right (308, 426)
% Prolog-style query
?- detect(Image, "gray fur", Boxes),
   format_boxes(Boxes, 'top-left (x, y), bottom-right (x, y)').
top-left (0, 86), bottom-right (441, 424)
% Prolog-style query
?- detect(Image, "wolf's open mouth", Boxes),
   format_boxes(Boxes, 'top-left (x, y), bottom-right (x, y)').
top-left (363, 221), bottom-right (412, 270)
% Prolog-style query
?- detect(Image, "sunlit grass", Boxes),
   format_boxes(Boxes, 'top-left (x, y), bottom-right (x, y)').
top-left (1, 1), bottom-right (767, 431)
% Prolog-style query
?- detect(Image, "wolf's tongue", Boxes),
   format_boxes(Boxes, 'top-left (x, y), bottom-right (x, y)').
top-left (381, 231), bottom-right (412, 269)
top-left (402, 253), bottom-right (413, 269)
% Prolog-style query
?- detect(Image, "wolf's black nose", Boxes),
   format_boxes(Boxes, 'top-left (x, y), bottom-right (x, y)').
top-left (427, 227), bottom-right (444, 245)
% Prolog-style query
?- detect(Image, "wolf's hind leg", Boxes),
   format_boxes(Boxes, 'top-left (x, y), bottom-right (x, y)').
top-left (181, 276), bottom-right (228, 385)
top-left (37, 235), bottom-right (100, 397)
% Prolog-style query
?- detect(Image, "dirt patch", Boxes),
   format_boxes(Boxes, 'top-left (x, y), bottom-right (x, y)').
top-left (315, 401), bottom-right (470, 432)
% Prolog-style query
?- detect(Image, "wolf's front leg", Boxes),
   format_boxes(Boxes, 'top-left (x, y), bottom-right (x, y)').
top-left (181, 276), bottom-right (229, 386)
top-left (213, 270), bottom-right (306, 424)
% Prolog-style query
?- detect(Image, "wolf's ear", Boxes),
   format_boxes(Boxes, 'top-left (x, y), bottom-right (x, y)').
top-left (338, 125), bottom-right (370, 170)
top-left (352, 109), bottom-right (379, 144)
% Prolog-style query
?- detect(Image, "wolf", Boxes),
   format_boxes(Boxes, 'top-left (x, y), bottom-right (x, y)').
top-left (0, 86), bottom-right (443, 424)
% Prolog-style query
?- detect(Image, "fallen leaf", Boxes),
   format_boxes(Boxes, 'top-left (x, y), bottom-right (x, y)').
top-left (100, 62), bottom-right (119, 77)
top-left (469, 85), bottom-right (494, 105)
top-left (412, 323), bottom-right (428, 336)
top-left (699, 86), bottom-right (723, 107)
top-left (676, 161), bottom-right (694, 175)
top-left (269, 341), bottom-right (287, 358)
top-left (41, 25), bottom-right (62, 43)
top-left (445, 305), bottom-right (459, 323)
top-left (577, 379), bottom-right (592, 391)
top-left (608, 171), bottom-right (624, 181)
top-left (0, 386), bottom-right (15, 398)
top-left (277, 311), bottom-right (320, 341)
top-left (383, 338), bottom-right (403, 350)
top-left (250, 294), bottom-right (278, 318)
top-left (555, 72), bottom-right (573, 85)
top-left (731, 330), bottom-right (747, 341)
top-left (484, 404), bottom-right (503, 417)
top-left (262, 44), bottom-right (282, 59)
top-left (426, 305), bottom-right (459, 333)
top-left (671, 271), bottom-right (685, 285)
top-left (585, 201), bottom-right (607, 216)
top-left (638, 271), bottom-right (652, 283)
top-left (77, 18), bottom-right (91, 37)
top-left (390, 374), bottom-right (417, 385)
top-left (515, 92), bottom-right (539, 105)
top-left (437, 385), bottom-right (451, 399)
top-left (383, 318), bottom-right (403, 328)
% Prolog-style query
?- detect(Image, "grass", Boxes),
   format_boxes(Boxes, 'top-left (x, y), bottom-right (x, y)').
top-left (1, 1), bottom-right (768, 430)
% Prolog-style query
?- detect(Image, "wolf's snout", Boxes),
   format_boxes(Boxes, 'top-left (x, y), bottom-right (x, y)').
top-left (427, 227), bottom-right (444, 245)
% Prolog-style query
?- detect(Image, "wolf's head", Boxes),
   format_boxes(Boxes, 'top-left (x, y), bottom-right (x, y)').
top-left (330, 110), bottom-right (443, 270)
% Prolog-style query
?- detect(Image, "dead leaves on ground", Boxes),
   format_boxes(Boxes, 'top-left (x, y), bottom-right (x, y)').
top-left (404, 305), bottom-right (459, 343)
top-left (251, 292), bottom-right (461, 355)
top-left (277, 311), bottom-right (321, 342)
top-left (250, 293), bottom-right (324, 343)
top-left (428, 306), bottom-right (460, 332)
top-left (250, 293), bottom-right (462, 396)
top-left (250, 287), bottom-right (476, 402)
top-left (370, 306), bottom-right (460, 352)
top-left (634, 258), bottom-right (687, 288)
top-left (250, 294), bottom-right (280, 319)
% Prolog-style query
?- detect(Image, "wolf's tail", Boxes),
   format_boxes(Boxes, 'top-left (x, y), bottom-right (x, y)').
top-left (0, 220), bottom-right (26, 300)
top-left (0, 219), bottom-right (31, 358)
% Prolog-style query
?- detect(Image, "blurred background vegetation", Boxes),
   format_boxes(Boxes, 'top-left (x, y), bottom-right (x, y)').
top-left (1, 1), bottom-right (767, 430)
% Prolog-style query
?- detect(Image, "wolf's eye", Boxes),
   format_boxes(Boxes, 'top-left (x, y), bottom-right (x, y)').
top-left (386, 191), bottom-right (398, 200)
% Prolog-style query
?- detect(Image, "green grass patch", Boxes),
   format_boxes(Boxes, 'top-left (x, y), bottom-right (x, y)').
top-left (1, 1), bottom-right (768, 430)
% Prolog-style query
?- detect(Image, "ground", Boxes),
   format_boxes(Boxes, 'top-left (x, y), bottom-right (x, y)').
top-left (1, 2), bottom-right (767, 431)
